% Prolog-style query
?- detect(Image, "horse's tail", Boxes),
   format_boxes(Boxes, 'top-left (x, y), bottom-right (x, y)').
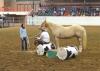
top-left (82, 28), bottom-right (87, 49)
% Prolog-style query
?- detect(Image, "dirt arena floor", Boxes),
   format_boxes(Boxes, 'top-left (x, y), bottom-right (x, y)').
top-left (0, 25), bottom-right (100, 71)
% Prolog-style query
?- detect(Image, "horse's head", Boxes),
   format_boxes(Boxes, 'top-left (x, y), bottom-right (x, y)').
top-left (41, 19), bottom-right (58, 32)
top-left (39, 20), bottom-right (49, 31)
top-left (41, 20), bottom-right (48, 28)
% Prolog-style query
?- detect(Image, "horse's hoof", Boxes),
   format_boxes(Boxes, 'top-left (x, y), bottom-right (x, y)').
top-left (78, 48), bottom-right (82, 53)
top-left (78, 50), bottom-right (82, 53)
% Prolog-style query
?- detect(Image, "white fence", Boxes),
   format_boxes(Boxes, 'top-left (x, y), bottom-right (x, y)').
top-left (27, 16), bottom-right (100, 26)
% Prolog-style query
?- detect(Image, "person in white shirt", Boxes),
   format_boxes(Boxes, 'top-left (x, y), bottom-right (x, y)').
top-left (19, 24), bottom-right (29, 51)
top-left (35, 27), bottom-right (50, 45)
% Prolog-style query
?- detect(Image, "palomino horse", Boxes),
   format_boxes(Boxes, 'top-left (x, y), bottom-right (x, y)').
top-left (41, 20), bottom-right (87, 52)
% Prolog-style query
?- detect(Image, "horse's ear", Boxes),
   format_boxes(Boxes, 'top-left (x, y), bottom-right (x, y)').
top-left (44, 20), bottom-right (48, 27)
top-left (45, 23), bottom-right (48, 27)
top-left (41, 21), bottom-right (45, 27)
top-left (41, 20), bottom-right (48, 28)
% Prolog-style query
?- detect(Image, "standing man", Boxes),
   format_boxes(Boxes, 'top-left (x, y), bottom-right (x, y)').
top-left (19, 24), bottom-right (29, 51)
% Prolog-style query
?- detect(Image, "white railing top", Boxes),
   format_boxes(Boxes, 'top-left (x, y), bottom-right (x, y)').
top-left (27, 16), bottom-right (100, 26)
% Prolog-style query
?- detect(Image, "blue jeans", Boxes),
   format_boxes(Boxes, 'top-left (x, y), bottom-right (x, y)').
top-left (21, 37), bottom-right (27, 51)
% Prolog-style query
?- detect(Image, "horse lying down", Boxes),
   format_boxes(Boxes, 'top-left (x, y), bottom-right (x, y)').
top-left (57, 46), bottom-right (78, 60)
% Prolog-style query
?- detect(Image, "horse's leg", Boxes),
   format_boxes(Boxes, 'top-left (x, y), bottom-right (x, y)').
top-left (78, 30), bottom-right (87, 52)
top-left (78, 37), bottom-right (83, 53)
top-left (55, 37), bottom-right (60, 48)
top-left (76, 31), bottom-right (83, 53)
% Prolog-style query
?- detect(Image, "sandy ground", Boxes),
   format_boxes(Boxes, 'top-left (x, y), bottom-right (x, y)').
top-left (0, 26), bottom-right (100, 71)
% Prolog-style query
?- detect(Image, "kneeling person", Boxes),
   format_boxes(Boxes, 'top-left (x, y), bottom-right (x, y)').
top-left (35, 27), bottom-right (50, 45)
top-left (35, 27), bottom-right (56, 55)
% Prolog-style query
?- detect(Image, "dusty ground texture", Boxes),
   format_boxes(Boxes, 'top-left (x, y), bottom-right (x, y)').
top-left (0, 26), bottom-right (100, 71)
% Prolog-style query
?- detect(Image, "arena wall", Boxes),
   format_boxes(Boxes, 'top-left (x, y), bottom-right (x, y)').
top-left (27, 16), bottom-right (100, 26)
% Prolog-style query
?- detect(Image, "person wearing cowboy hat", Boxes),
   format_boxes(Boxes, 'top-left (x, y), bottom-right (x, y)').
top-left (34, 26), bottom-right (50, 45)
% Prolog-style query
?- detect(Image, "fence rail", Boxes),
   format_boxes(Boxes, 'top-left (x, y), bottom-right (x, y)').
top-left (27, 16), bottom-right (100, 26)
